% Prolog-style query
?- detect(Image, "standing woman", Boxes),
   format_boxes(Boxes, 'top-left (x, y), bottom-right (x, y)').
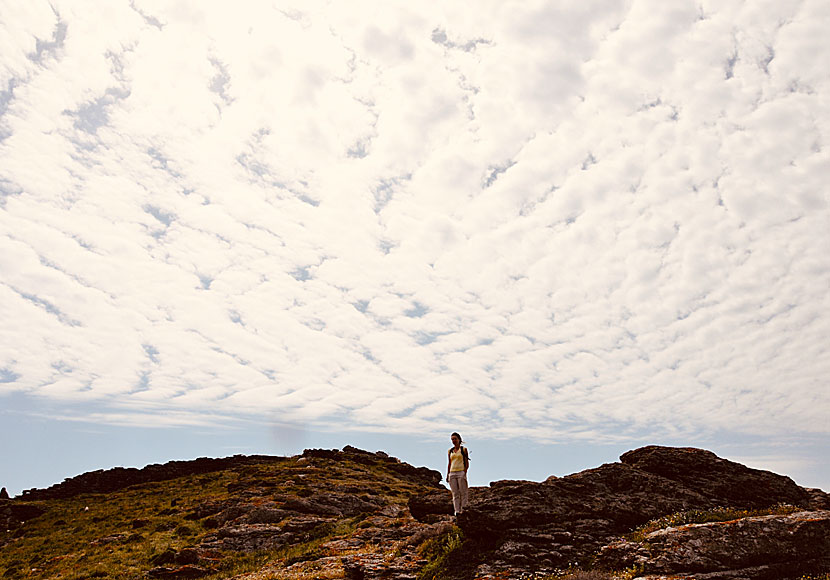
top-left (446, 432), bottom-right (469, 516)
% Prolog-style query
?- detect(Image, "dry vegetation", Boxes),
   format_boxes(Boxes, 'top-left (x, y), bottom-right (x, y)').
top-left (0, 455), bottom-right (432, 580)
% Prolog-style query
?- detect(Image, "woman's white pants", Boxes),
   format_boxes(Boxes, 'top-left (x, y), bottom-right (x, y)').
top-left (448, 472), bottom-right (469, 514)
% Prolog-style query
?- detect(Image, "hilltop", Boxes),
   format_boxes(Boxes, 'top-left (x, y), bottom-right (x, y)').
top-left (1, 446), bottom-right (829, 580)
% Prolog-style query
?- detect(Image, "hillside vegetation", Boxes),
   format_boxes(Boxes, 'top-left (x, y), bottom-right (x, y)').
top-left (2, 445), bottom-right (829, 580)
top-left (1, 447), bottom-right (449, 580)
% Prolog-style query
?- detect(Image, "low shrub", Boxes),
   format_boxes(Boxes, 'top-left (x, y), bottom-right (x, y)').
top-left (416, 525), bottom-right (464, 580)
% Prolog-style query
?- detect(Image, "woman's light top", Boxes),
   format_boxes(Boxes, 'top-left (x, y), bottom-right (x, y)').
top-left (449, 447), bottom-right (467, 472)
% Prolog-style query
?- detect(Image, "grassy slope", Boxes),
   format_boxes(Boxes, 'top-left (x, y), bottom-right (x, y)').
top-left (0, 455), bottom-right (436, 580)
top-left (8, 456), bottom-right (826, 580)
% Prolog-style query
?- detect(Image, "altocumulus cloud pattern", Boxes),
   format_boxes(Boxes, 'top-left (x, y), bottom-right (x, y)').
top-left (0, 1), bottom-right (829, 444)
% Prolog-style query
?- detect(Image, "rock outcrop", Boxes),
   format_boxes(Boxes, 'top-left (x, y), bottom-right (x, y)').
top-left (0, 499), bottom-right (45, 545)
top-left (17, 446), bottom-right (442, 502)
top-left (597, 509), bottom-right (830, 579)
top-left (185, 448), bottom-right (448, 579)
top-left (2, 446), bottom-right (450, 580)
top-left (619, 446), bottom-right (815, 509)
top-left (303, 446), bottom-right (443, 488)
top-left (411, 445), bottom-right (830, 579)
top-left (408, 488), bottom-right (455, 521)
top-left (3, 445), bottom-right (828, 580)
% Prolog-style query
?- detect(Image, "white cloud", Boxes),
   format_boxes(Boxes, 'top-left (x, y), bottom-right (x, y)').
top-left (0, 0), bottom-right (828, 451)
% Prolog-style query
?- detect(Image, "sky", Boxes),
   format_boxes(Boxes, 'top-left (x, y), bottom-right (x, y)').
top-left (1, 0), bottom-right (829, 497)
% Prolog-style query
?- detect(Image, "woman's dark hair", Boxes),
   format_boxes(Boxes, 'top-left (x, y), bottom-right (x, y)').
top-left (451, 432), bottom-right (462, 442)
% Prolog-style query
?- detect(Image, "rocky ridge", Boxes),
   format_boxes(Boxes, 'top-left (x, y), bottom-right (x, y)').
top-left (17, 454), bottom-right (285, 501)
top-left (2, 445), bottom-right (829, 580)
top-left (597, 509), bottom-right (830, 579)
top-left (1, 446), bottom-right (452, 580)
top-left (411, 445), bottom-right (830, 579)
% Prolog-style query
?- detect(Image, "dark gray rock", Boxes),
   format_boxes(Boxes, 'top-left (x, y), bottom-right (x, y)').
top-left (620, 446), bottom-right (814, 509)
top-left (806, 487), bottom-right (830, 510)
top-left (596, 510), bottom-right (830, 579)
top-left (239, 505), bottom-right (292, 524)
top-left (149, 548), bottom-right (200, 567)
top-left (184, 500), bottom-right (233, 521)
top-left (449, 446), bottom-right (829, 574)
top-left (200, 515), bottom-right (331, 552)
top-left (459, 461), bottom-right (714, 538)
top-left (199, 524), bottom-right (293, 552)
top-left (408, 489), bottom-right (453, 521)
top-left (283, 492), bottom-right (384, 517)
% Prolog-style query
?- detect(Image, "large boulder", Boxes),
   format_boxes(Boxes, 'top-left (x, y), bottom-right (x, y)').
top-left (199, 515), bottom-right (332, 552)
top-left (596, 509), bottom-right (830, 579)
top-left (460, 462), bottom-right (715, 536)
top-left (619, 446), bottom-right (813, 509)
top-left (456, 462), bottom-right (717, 572)
top-left (282, 492), bottom-right (384, 517)
top-left (454, 446), bottom-right (827, 575)
top-left (408, 488), bottom-right (453, 521)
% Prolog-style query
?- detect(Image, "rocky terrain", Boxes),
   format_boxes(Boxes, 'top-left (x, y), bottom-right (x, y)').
top-left (597, 509), bottom-right (830, 579)
top-left (1, 446), bottom-right (453, 580)
top-left (1, 445), bottom-right (829, 580)
top-left (412, 446), bottom-right (830, 579)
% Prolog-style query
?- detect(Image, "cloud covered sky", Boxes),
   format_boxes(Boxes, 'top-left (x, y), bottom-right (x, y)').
top-left (1, 1), bottom-right (829, 488)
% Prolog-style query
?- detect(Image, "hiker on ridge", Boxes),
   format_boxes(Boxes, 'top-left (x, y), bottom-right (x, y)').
top-left (446, 432), bottom-right (469, 516)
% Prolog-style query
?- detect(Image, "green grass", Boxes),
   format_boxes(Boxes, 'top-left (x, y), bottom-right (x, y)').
top-left (0, 455), bottom-right (436, 580)
top-left (0, 471), bottom-right (236, 579)
top-left (416, 525), bottom-right (465, 580)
